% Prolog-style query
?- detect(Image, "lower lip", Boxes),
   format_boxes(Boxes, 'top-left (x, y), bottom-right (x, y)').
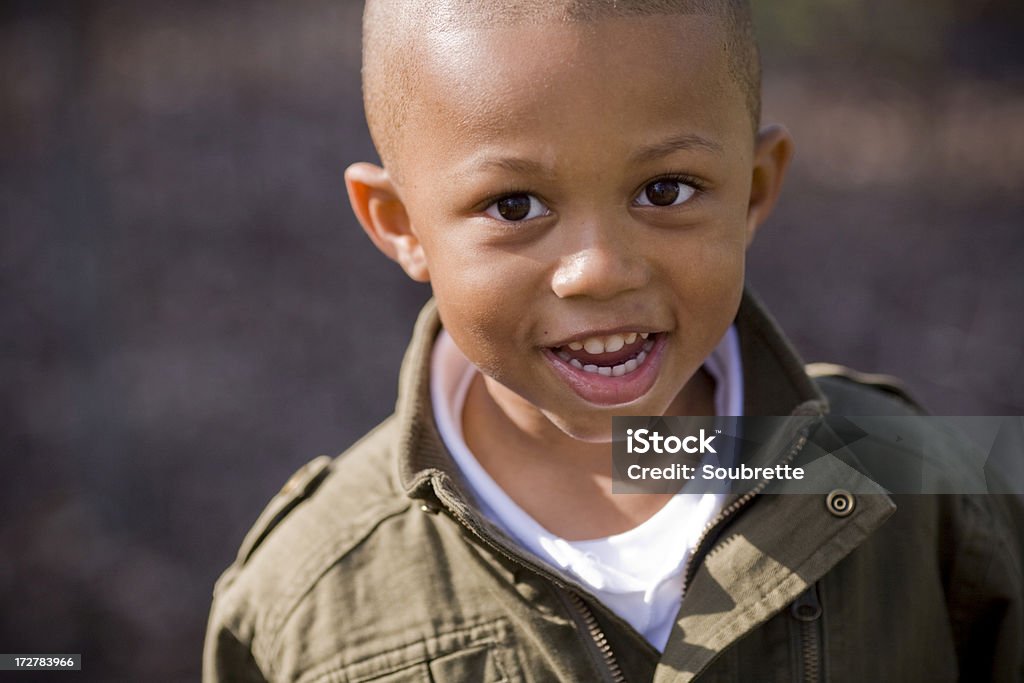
top-left (542, 334), bottom-right (668, 406)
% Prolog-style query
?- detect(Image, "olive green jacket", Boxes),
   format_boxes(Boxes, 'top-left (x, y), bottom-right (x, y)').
top-left (204, 291), bottom-right (1023, 682)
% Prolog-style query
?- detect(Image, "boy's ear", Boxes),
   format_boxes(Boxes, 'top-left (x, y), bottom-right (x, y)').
top-left (344, 162), bottom-right (430, 282)
top-left (745, 124), bottom-right (794, 245)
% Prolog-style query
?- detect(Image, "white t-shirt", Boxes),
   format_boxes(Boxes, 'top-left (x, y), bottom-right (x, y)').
top-left (430, 328), bottom-right (743, 651)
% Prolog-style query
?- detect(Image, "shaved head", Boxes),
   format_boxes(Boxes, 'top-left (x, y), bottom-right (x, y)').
top-left (362, 0), bottom-right (761, 177)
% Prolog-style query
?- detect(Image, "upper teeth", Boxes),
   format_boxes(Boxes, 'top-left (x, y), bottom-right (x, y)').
top-left (566, 332), bottom-right (649, 355)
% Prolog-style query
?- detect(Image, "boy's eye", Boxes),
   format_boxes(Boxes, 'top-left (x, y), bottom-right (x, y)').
top-left (485, 194), bottom-right (549, 222)
top-left (634, 179), bottom-right (696, 207)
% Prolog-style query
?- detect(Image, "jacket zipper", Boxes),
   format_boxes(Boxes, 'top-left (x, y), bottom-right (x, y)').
top-left (791, 584), bottom-right (824, 683)
top-left (680, 430), bottom-right (810, 597)
top-left (567, 591), bottom-right (628, 683)
top-left (434, 490), bottom-right (628, 682)
top-left (434, 426), bottom-right (810, 683)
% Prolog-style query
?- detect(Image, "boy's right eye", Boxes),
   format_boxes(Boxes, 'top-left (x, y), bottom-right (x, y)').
top-left (484, 194), bottom-right (549, 222)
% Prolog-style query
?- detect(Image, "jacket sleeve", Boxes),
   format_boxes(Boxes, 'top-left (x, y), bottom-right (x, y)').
top-left (203, 623), bottom-right (268, 683)
top-left (947, 493), bottom-right (1024, 682)
top-left (202, 456), bottom-right (335, 683)
top-left (200, 589), bottom-right (268, 683)
top-left (202, 569), bottom-right (269, 683)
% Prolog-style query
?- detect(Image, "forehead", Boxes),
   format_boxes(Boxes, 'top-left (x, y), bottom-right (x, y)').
top-left (398, 15), bottom-right (750, 176)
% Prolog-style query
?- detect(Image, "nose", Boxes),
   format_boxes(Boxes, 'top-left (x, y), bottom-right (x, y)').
top-left (550, 223), bottom-right (650, 300)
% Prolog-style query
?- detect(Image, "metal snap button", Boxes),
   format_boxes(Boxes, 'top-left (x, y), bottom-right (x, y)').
top-left (826, 489), bottom-right (855, 517)
top-left (419, 500), bottom-right (442, 514)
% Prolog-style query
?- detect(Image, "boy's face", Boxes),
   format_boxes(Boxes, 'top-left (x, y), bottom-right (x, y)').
top-left (349, 14), bottom-right (790, 441)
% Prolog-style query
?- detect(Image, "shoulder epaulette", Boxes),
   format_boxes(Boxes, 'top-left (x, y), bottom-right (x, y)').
top-left (235, 455), bottom-right (333, 565)
top-left (806, 362), bottom-right (924, 412)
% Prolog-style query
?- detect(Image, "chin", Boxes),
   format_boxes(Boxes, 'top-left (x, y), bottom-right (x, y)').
top-left (545, 411), bottom-right (619, 444)
top-left (548, 391), bottom-right (682, 443)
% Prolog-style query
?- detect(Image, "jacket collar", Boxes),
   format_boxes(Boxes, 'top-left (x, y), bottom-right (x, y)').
top-left (733, 288), bottom-right (829, 417)
top-left (392, 296), bottom-right (447, 500)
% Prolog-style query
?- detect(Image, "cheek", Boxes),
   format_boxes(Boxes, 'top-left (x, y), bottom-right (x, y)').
top-left (659, 225), bottom-right (746, 347)
top-left (427, 242), bottom-right (543, 377)
top-left (667, 223), bottom-right (746, 294)
top-left (701, 244), bottom-right (746, 318)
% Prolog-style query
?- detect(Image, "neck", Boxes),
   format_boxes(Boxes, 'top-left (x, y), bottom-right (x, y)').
top-left (462, 369), bottom-right (715, 540)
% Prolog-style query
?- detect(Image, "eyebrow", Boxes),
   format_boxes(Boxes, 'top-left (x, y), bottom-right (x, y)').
top-left (630, 133), bottom-right (724, 164)
top-left (469, 156), bottom-right (549, 176)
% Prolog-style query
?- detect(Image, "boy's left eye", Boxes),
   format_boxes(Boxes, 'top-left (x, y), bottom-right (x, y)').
top-left (634, 179), bottom-right (697, 207)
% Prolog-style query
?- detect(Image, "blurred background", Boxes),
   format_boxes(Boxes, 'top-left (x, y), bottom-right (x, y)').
top-left (1, 0), bottom-right (1021, 680)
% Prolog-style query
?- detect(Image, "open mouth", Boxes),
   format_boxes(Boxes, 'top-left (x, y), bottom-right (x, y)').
top-left (544, 331), bottom-right (666, 405)
top-left (553, 332), bottom-right (656, 377)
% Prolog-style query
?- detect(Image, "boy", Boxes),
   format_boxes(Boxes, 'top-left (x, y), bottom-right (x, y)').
top-left (204, 1), bottom-right (1022, 681)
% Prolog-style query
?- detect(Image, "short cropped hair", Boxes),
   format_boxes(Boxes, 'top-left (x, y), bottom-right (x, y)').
top-left (362, 0), bottom-right (761, 175)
